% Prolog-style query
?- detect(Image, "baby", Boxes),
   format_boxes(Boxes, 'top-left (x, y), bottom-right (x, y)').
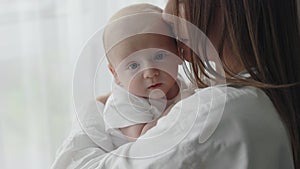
top-left (102, 4), bottom-right (191, 148)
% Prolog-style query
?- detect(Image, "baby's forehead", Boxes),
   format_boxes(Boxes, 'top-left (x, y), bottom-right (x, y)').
top-left (108, 34), bottom-right (177, 67)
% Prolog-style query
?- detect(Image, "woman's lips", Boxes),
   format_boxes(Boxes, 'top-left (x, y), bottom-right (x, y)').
top-left (147, 83), bottom-right (162, 89)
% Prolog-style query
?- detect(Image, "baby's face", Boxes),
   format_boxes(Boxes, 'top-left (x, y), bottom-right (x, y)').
top-left (108, 34), bottom-right (182, 99)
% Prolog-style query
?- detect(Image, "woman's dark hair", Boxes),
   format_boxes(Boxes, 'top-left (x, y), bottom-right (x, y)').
top-left (178, 0), bottom-right (300, 167)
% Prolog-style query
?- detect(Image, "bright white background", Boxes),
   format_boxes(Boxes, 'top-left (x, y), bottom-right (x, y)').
top-left (0, 0), bottom-right (166, 169)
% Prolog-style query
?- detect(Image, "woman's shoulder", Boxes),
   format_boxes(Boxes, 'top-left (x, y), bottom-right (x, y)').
top-left (178, 85), bottom-right (286, 142)
top-left (171, 86), bottom-right (294, 168)
top-left (194, 85), bottom-right (282, 127)
top-left (190, 85), bottom-right (270, 108)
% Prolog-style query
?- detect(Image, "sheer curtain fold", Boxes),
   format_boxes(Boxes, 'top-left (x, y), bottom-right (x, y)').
top-left (0, 0), bottom-right (165, 169)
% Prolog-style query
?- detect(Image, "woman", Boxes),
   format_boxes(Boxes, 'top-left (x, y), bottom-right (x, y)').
top-left (163, 0), bottom-right (300, 168)
top-left (52, 0), bottom-right (300, 168)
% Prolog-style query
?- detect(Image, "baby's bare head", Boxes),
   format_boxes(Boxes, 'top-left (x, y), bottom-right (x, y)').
top-left (103, 3), bottom-right (175, 66)
top-left (108, 3), bottom-right (162, 23)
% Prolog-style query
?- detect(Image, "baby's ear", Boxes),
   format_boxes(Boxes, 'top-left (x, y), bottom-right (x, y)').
top-left (108, 64), bottom-right (121, 84)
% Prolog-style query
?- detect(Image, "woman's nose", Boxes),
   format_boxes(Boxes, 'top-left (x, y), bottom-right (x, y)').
top-left (162, 0), bottom-right (177, 25)
top-left (143, 68), bottom-right (159, 79)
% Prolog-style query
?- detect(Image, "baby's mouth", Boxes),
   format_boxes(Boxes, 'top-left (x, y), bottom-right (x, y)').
top-left (147, 83), bottom-right (162, 89)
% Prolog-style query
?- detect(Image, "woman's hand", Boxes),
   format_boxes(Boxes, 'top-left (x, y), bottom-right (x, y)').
top-left (96, 92), bottom-right (111, 104)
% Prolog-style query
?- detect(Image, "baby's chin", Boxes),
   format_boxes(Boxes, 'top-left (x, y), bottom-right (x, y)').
top-left (130, 89), bottom-right (167, 100)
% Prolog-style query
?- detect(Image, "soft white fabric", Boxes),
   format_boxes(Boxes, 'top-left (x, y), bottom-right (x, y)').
top-left (103, 84), bottom-right (164, 130)
top-left (103, 76), bottom-right (192, 148)
top-left (51, 85), bottom-right (294, 169)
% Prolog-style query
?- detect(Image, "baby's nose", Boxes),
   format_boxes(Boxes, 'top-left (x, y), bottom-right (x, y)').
top-left (143, 68), bottom-right (159, 79)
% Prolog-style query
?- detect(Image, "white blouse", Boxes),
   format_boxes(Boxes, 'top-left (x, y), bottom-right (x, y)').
top-left (51, 85), bottom-right (294, 169)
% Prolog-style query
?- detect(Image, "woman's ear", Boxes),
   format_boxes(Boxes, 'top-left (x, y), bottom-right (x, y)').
top-left (108, 64), bottom-right (121, 84)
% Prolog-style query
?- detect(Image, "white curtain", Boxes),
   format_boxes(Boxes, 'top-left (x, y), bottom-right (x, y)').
top-left (0, 0), bottom-right (166, 168)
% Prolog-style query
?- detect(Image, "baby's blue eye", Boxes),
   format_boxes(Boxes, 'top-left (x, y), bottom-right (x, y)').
top-left (128, 63), bottom-right (139, 70)
top-left (154, 52), bottom-right (166, 61)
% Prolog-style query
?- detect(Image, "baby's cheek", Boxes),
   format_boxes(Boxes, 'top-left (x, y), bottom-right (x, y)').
top-left (127, 78), bottom-right (146, 96)
top-left (118, 72), bottom-right (133, 86)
